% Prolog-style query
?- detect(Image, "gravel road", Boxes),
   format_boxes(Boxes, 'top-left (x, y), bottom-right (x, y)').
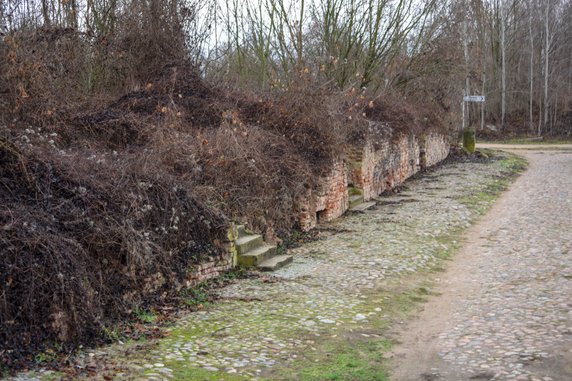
top-left (9, 148), bottom-right (544, 381)
top-left (391, 145), bottom-right (572, 381)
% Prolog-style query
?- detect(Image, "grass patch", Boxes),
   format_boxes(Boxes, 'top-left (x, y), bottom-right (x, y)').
top-left (161, 365), bottom-right (250, 381)
top-left (498, 153), bottom-right (528, 173)
top-left (181, 287), bottom-right (211, 308)
top-left (134, 309), bottom-right (158, 324)
top-left (267, 281), bottom-right (436, 381)
top-left (459, 152), bottom-right (527, 215)
top-left (296, 341), bottom-right (390, 381)
top-left (434, 231), bottom-right (463, 260)
top-left (481, 138), bottom-right (572, 145)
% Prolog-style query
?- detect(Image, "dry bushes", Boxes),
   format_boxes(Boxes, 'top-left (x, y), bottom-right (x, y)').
top-left (0, 52), bottom-right (355, 367)
top-left (237, 84), bottom-right (349, 170)
top-left (191, 121), bottom-right (313, 236)
top-left (0, 47), bottom-right (233, 365)
top-left (0, 29), bottom-right (87, 129)
top-left (0, 3), bottom-right (192, 130)
top-left (0, 19), bottom-right (448, 368)
top-left (0, 127), bottom-right (227, 367)
top-left (69, 65), bottom-right (220, 149)
top-left (365, 93), bottom-right (446, 138)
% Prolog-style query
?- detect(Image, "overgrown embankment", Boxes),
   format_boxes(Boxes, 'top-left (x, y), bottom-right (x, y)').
top-left (16, 150), bottom-right (526, 381)
top-left (0, 28), bottom-right (449, 369)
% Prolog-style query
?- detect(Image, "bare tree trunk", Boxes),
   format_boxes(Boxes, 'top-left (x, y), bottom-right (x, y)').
top-left (481, 20), bottom-right (486, 131)
top-left (538, 93), bottom-right (542, 136)
top-left (481, 72), bottom-right (486, 130)
top-left (41, 0), bottom-right (52, 27)
top-left (462, 19), bottom-right (470, 123)
top-left (553, 92), bottom-right (558, 132)
top-left (500, 0), bottom-right (506, 131)
top-left (529, 0), bottom-right (534, 133)
top-left (543, 0), bottom-right (550, 133)
top-left (297, 0), bottom-right (305, 67)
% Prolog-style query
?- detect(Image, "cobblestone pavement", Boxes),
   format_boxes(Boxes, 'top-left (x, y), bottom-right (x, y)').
top-left (391, 147), bottom-right (572, 381)
top-left (477, 143), bottom-right (572, 151)
top-left (12, 151), bottom-right (529, 381)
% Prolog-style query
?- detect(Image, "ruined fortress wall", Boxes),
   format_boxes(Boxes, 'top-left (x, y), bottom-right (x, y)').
top-left (298, 158), bottom-right (349, 231)
top-left (184, 253), bottom-right (232, 286)
top-left (299, 132), bottom-right (450, 231)
top-left (188, 131), bottom-right (450, 281)
top-left (424, 132), bottom-right (451, 167)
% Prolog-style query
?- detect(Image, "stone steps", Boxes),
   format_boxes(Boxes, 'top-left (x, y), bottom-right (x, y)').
top-left (234, 225), bottom-right (292, 271)
top-left (348, 186), bottom-right (376, 212)
top-left (237, 244), bottom-right (276, 266)
top-left (236, 234), bottom-right (264, 255)
top-left (349, 194), bottom-right (364, 208)
top-left (349, 201), bottom-right (377, 212)
top-left (258, 255), bottom-right (294, 271)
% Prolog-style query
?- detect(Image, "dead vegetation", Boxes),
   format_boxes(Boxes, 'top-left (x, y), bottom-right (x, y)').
top-left (0, 19), bottom-right (449, 372)
top-left (0, 120), bottom-right (227, 367)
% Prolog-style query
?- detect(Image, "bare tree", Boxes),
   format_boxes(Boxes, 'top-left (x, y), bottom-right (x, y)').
top-left (528, 0), bottom-right (534, 132)
top-left (500, 0), bottom-right (506, 131)
top-left (543, 0), bottom-right (550, 134)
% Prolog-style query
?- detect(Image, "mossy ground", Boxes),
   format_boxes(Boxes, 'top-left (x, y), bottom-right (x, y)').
top-left (23, 150), bottom-right (527, 381)
top-left (263, 276), bottom-right (442, 381)
top-left (264, 151), bottom-right (527, 381)
top-left (459, 151), bottom-right (527, 215)
top-left (481, 138), bottom-right (572, 145)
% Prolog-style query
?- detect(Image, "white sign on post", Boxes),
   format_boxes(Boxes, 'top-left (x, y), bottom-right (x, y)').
top-left (463, 95), bottom-right (486, 102)
top-left (461, 94), bottom-right (486, 132)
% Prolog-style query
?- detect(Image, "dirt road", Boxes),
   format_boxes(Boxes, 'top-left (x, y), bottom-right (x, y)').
top-left (478, 143), bottom-right (572, 151)
top-left (390, 145), bottom-right (572, 381)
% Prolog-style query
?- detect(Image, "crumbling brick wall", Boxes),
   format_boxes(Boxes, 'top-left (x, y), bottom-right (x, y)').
top-left (184, 254), bottom-right (232, 286)
top-left (300, 132), bottom-right (450, 231)
top-left (424, 133), bottom-right (450, 167)
top-left (347, 132), bottom-right (421, 201)
top-left (191, 131), bottom-right (450, 284)
top-left (299, 158), bottom-right (348, 231)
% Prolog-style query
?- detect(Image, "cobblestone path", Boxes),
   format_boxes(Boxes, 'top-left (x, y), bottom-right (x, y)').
top-left (391, 146), bottom-right (572, 381)
top-left (13, 150), bottom-right (533, 381)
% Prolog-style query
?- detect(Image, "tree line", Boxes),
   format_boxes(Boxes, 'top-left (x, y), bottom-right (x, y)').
top-left (2, 0), bottom-right (571, 135)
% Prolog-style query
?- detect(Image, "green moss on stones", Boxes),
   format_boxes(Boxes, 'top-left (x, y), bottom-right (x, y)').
top-left (463, 127), bottom-right (476, 153)
top-left (227, 224), bottom-right (239, 267)
top-left (348, 187), bottom-right (363, 196)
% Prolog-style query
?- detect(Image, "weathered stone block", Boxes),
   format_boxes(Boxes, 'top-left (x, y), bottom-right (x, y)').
top-left (463, 127), bottom-right (476, 153)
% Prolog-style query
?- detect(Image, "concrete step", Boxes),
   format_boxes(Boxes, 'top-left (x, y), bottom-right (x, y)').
top-left (235, 225), bottom-right (250, 238)
top-left (236, 234), bottom-right (264, 255)
top-left (350, 201), bottom-right (377, 212)
top-left (349, 194), bottom-right (364, 208)
top-left (258, 255), bottom-right (293, 271)
top-left (238, 244), bottom-right (277, 267)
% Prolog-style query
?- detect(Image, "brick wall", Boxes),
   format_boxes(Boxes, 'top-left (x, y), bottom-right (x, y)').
top-left (356, 133), bottom-right (421, 200)
top-left (299, 158), bottom-right (348, 231)
top-left (424, 132), bottom-right (450, 167)
top-left (186, 131), bottom-right (450, 283)
top-left (184, 253), bottom-right (232, 286)
top-left (300, 131), bottom-right (450, 231)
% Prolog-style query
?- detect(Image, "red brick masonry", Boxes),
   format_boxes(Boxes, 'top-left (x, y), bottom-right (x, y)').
top-left (299, 132), bottom-right (450, 230)
top-left (186, 131), bottom-right (450, 283)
